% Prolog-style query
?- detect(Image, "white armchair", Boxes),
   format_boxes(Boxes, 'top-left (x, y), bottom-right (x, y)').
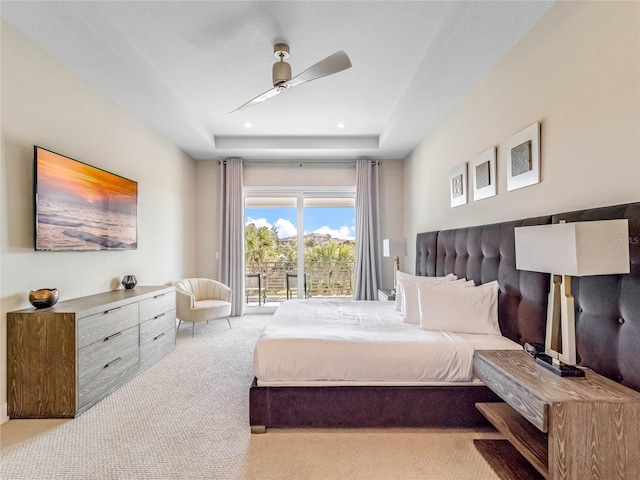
top-left (174, 278), bottom-right (232, 337)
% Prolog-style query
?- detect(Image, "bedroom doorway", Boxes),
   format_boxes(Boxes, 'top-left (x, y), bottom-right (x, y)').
top-left (244, 188), bottom-right (355, 308)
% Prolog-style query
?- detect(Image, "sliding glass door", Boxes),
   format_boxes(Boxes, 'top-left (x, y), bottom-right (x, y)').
top-left (244, 188), bottom-right (355, 308)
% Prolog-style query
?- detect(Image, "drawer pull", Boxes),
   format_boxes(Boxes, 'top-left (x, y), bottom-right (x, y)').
top-left (154, 313), bottom-right (166, 320)
top-left (103, 307), bottom-right (122, 315)
top-left (104, 357), bottom-right (122, 369)
top-left (103, 331), bottom-right (122, 342)
top-left (154, 294), bottom-right (166, 299)
top-left (154, 332), bottom-right (166, 341)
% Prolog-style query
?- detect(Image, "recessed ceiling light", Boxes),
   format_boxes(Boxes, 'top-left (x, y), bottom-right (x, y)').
top-left (244, 122), bottom-right (253, 128)
top-left (337, 122), bottom-right (345, 129)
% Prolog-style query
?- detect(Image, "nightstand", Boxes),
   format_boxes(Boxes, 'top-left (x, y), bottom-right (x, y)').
top-left (473, 350), bottom-right (640, 480)
top-left (377, 289), bottom-right (395, 301)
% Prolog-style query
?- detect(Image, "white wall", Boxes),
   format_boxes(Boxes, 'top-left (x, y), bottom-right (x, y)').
top-left (0, 22), bottom-right (198, 422)
top-left (194, 160), bottom-right (221, 280)
top-left (377, 160), bottom-right (405, 289)
top-left (404, 1), bottom-right (640, 270)
top-left (195, 160), bottom-right (405, 288)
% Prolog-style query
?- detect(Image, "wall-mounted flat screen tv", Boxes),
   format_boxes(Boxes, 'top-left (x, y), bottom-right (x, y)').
top-left (34, 146), bottom-right (138, 251)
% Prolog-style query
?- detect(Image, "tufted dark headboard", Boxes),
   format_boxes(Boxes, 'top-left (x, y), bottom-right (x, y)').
top-left (416, 202), bottom-right (640, 392)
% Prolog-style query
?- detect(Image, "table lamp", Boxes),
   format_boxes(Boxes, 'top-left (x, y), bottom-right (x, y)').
top-left (383, 238), bottom-right (407, 290)
top-left (514, 219), bottom-right (630, 376)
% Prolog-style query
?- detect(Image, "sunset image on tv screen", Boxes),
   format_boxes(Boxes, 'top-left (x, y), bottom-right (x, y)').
top-left (35, 147), bottom-right (137, 250)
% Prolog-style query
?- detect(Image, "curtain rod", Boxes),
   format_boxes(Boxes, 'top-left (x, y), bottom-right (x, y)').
top-left (218, 160), bottom-right (382, 166)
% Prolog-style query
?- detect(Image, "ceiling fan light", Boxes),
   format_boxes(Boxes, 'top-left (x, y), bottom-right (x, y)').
top-left (272, 61), bottom-right (292, 86)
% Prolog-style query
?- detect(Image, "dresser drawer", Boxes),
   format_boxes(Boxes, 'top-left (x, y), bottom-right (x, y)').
top-left (140, 327), bottom-right (175, 371)
top-left (78, 303), bottom-right (138, 349)
top-left (139, 291), bottom-right (175, 321)
top-left (473, 353), bottom-right (548, 432)
top-left (78, 325), bottom-right (139, 378)
top-left (78, 348), bottom-right (139, 411)
top-left (140, 309), bottom-right (176, 345)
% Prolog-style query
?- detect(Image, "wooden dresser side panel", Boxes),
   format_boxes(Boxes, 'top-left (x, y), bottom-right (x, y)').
top-left (7, 311), bottom-right (77, 418)
top-left (549, 402), bottom-right (640, 480)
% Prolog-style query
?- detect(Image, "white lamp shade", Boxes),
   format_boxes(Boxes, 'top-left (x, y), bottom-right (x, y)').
top-left (515, 219), bottom-right (630, 276)
top-left (383, 239), bottom-right (407, 258)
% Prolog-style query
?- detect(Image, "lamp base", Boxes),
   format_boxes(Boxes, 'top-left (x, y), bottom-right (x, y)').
top-left (535, 354), bottom-right (585, 377)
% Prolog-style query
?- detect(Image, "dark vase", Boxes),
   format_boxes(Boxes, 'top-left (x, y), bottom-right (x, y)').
top-left (29, 288), bottom-right (59, 309)
top-left (121, 275), bottom-right (137, 290)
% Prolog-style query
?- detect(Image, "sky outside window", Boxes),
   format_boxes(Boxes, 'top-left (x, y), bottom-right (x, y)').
top-left (245, 206), bottom-right (355, 240)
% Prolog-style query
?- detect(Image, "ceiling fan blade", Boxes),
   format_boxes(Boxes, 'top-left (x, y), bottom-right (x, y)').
top-left (231, 49), bottom-right (351, 112)
top-left (288, 50), bottom-right (352, 87)
top-left (231, 85), bottom-right (284, 112)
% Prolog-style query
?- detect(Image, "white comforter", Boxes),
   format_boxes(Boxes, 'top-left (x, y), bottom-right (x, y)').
top-left (253, 299), bottom-right (521, 385)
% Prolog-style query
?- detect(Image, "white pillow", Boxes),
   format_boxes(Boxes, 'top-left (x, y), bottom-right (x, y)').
top-left (403, 278), bottom-right (471, 324)
top-left (395, 272), bottom-right (456, 313)
top-left (418, 280), bottom-right (501, 335)
top-left (396, 272), bottom-right (457, 313)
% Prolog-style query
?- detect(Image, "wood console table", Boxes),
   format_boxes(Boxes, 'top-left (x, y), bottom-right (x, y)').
top-left (7, 286), bottom-right (176, 418)
top-left (473, 350), bottom-right (640, 480)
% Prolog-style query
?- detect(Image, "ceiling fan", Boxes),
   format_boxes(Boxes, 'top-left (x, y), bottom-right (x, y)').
top-left (231, 43), bottom-right (352, 112)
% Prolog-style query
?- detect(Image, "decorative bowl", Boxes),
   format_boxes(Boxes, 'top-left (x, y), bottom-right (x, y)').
top-left (29, 288), bottom-right (59, 309)
top-left (121, 275), bottom-right (137, 290)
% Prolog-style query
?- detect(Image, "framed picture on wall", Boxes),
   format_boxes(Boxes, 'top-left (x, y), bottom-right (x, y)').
top-left (471, 147), bottom-right (496, 201)
top-left (450, 162), bottom-right (467, 207)
top-left (506, 122), bottom-right (540, 191)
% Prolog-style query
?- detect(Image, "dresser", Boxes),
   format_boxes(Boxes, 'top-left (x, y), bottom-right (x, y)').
top-left (473, 350), bottom-right (640, 480)
top-left (7, 286), bottom-right (176, 418)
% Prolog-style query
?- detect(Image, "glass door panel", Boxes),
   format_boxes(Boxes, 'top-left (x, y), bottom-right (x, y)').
top-left (244, 197), bottom-right (297, 307)
top-left (302, 197), bottom-right (356, 298)
top-left (244, 190), bottom-right (356, 306)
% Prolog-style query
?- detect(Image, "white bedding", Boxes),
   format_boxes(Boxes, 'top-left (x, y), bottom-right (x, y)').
top-left (254, 299), bottom-right (521, 386)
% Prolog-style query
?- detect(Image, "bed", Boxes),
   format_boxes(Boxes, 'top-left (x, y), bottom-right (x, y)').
top-left (249, 201), bottom-right (640, 432)
top-left (255, 298), bottom-right (521, 386)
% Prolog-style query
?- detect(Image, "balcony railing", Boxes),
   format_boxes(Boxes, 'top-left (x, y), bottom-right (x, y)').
top-left (245, 260), bottom-right (354, 305)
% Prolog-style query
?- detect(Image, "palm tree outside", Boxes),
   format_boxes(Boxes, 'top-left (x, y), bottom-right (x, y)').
top-left (245, 223), bottom-right (355, 304)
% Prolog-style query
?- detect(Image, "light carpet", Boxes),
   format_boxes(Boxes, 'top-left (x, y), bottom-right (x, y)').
top-left (1, 313), bottom-right (502, 479)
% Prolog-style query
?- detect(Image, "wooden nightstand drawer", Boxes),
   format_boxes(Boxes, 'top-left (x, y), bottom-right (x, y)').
top-left (474, 352), bottom-right (548, 432)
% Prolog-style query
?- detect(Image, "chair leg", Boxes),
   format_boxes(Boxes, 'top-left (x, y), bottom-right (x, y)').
top-left (177, 320), bottom-right (182, 331)
top-left (226, 317), bottom-right (232, 329)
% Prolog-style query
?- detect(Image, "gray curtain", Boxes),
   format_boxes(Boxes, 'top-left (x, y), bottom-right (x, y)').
top-left (353, 159), bottom-right (381, 300)
top-left (218, 158), bottom-right (245, 316)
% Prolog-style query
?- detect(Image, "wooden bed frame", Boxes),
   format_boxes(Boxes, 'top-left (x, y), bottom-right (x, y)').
top-left (249, 202), bottom-right (640, 432)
